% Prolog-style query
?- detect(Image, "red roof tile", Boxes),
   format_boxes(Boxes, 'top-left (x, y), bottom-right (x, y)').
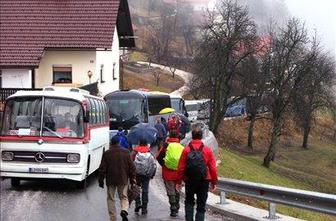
top-left (0, 0), bottom-right (120, 67)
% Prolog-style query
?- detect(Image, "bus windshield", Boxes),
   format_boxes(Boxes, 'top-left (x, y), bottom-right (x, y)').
top-left (105, 98), bottom-right (144, 129)
top-left (147, 96), bottom-right (171, 116)
top-left (1, 97), bottom-right (84, 138)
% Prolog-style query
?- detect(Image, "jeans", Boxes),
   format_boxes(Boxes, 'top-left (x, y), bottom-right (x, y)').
top-left (136, 175), bottom-right (150, 205)
top-left (185, 180), bottom-right (209, 221)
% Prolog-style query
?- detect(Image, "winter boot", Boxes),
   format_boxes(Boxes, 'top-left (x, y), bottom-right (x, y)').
top-left (168, 195), bottom-right (178, 217)
top-left (185, 203), bottom-right (194, 221)
top-left (134, 198), bottom-right (142, 213)
top-left (195, 212), bottom-right (205, 221)
top-left (141, 203), bottom-right (148, 215)
top-left (120, 210), bottom-right (129, 221)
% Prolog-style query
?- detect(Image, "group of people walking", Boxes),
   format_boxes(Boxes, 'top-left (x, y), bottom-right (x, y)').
top-left (98, 115), bottom-right (218, 221)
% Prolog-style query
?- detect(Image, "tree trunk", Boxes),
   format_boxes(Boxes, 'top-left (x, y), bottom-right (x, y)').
top-left (302, 125), bottom-right (311, 149)
top-left (156, 78), bottom-right (159, 86)
top-left (247, 115), bottom-right (256, 150)
top-left (263, 117), bottom-right (281, 168)
top-left (210, 111), bottom-right (224, 137)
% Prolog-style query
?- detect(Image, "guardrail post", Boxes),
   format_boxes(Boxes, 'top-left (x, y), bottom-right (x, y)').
top-left (219, 191), bottom-right (228, 204)
top-left (267, 202), bottom-right (278, 219)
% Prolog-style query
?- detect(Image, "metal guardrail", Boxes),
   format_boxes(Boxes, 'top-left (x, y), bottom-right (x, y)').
top-left (217, 178), bottom-right (336, 219)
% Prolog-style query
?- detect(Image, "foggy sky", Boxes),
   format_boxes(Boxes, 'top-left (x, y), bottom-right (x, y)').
top-left (285, 0), bottom-right (335, 56)
top-left (208, 0), bottom-right (335, 56)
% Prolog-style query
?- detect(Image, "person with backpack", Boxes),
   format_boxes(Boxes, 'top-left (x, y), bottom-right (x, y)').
top-left (132, 138), bottom-right (157, 215)
top-left (176, 127), bottom-right (218, 221)
top-left (98, 136), bottom-right (136, 221)
top-left (156, 130), bottom-right (184, 217)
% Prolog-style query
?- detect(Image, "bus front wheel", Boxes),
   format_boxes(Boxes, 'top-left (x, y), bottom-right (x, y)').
top-left (11, 178), bottom-right (20, 188)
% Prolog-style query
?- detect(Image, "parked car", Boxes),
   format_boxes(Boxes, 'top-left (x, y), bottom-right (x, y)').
top-left (225, 104), bottom-right (246, 117)
top-left (185, 100), bottom-right (201, 122)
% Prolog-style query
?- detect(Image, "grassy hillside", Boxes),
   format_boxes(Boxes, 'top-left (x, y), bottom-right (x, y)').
top-left (218, 148), bottom-right (335, 221)
top-left (217, 113), bottom-right (336, 221)
top-left (123, 67), bottom-right (184, 93)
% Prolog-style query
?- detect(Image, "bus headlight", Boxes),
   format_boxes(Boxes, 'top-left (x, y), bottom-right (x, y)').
top-left (2, 151), bottom-right (14, 161)
top-left (67, 153), bottom-right (80, 163)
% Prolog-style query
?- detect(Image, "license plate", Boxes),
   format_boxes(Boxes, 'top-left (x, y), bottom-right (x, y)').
top-left (29, 168), bottom-right (49, 173)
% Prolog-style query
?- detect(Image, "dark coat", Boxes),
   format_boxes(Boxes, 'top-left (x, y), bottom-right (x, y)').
top-left (154, 122), bottom-right (167, 139)
top-left (99, 144), bottom-right (136, 186)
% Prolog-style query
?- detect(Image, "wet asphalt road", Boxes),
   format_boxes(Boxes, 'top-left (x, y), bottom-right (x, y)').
top-left (0, 168), bottom-right (230, 221)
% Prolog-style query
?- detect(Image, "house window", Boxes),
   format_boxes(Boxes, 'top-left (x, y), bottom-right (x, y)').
top-left (100, 65), bottom-right (105, 83)
top-left (112, 63), bottom-right (117, 80)
top-left (53, 65), bottom-right (72, 84)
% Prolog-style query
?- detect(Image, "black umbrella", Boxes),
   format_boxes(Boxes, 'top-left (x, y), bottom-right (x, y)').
top-left (127, 123), bottom-right (158, 145)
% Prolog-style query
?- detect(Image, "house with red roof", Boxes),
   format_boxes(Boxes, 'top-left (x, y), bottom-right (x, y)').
top-left (0, 0), bottom-right (135, 95)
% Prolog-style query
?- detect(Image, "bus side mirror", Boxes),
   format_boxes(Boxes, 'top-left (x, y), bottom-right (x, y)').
top-left (84, 110), bottom-right (90, 123)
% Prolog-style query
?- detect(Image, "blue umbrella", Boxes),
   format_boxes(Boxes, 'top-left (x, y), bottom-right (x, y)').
top-left (127, 123), bottom-right (158, 145)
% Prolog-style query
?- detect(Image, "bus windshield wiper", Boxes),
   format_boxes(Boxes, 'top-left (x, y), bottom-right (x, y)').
top-left (43, 126), bottom-right (63, 138)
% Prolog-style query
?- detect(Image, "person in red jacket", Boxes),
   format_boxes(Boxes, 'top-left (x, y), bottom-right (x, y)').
top-left (176, 127), bottom-right (218, 221)
top-left (168, 115), bottom-right (181, 135)
top-left (156, 130), bottom-right (182, 217)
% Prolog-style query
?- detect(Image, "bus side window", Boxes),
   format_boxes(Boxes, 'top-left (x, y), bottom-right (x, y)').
top-left (93, 99), bottom-right (98, 125)
top-left (101, 101), bottom-right (105, 124)
top-left (101, 101), bottom-right (106, 124)
top-left (88, 98), bottom-right (94, 124)
top-left (100, 100), bottom-right (104, 124)
top-left (95, 99), bottom-right (102, 125)
top-left (104, 102), bottom-right (110, 124)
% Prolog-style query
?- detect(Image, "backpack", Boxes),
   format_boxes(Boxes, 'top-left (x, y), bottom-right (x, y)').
top-left (164, 142), bottom-right (184, 170)
top-left (185, 143), bottom-right (207, 180)
top-left (134, 152), bottom-right (157, 178)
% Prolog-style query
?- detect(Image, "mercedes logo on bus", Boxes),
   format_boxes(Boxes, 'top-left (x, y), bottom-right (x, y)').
top-left (35, 152), bottom-right (45, 163)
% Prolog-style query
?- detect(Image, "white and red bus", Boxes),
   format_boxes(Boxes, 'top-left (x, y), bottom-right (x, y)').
top-left (0, 87), bottom-right (109, 187)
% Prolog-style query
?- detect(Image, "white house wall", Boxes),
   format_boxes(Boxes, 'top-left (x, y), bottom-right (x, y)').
top-left (96, 28), bottom-right (120, 95)
top-left (35, 50), bottom-right (96, 88)
top-left (1, 69), bottom-right (31, 88)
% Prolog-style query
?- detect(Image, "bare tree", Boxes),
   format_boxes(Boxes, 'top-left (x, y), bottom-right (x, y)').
top-left (152, 68), bottom-right (162, 86)
top-left (177, 3), bottom-right (195, 56)
top-left (263, 18), bottom-right (309, 167)
top-left (292, 42), bottom-right (336, 148)
top-left (169, 63), bottom-right (177, 78)
top-left (145, 4), bottom-right (175, 64)
top-left (240, 53), bottom-right (271, 150)
top-left (165, 53), bottom-right (181, 78)
top-left (191, 0), bottom-right (257, 135)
